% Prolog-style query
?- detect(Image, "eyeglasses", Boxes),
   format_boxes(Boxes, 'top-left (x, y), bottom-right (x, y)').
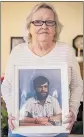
top-left (31, 20), bottom-right (56, 26)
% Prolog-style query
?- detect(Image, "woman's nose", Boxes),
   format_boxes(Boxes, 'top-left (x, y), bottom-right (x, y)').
top-left (42, 23), bottom-right (48, 29)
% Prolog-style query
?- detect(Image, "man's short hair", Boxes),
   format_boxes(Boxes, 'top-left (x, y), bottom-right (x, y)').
top-left (33, 76), bottom-right (49, 89)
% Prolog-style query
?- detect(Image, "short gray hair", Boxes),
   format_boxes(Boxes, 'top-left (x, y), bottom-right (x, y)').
top-left (24, 3), bottom-right (63, 43)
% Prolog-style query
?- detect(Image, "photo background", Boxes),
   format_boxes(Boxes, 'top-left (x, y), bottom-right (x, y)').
top-left (19, 69), bottom-right (62, 109)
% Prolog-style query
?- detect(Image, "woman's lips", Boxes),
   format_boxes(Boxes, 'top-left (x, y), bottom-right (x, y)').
top-left (38, 32), bottom-right (49, 34)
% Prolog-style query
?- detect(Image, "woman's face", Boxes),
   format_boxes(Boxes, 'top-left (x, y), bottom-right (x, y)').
top-left (29, 8), bottom-right (56, 43)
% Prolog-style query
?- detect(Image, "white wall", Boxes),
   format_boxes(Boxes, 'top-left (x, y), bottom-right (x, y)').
top-left (1, 2), bottom-right (83, 74)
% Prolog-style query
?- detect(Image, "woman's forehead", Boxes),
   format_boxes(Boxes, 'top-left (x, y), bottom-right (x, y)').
top-left (32, 8), bottom-right (55, 20)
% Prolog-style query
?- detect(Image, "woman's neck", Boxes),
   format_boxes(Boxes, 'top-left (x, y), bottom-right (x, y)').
top-left (28, 41), bottom-right (55, 57)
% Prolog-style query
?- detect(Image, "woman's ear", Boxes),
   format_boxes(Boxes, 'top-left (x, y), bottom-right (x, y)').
top-left (28, 33), bottom-right (32, 43)
top-left (53, 33), bottom-right (56, 42)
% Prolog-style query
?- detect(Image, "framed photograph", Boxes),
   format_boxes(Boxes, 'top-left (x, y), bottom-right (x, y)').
top-left (73, 35), bottom-right (83, 57)
top-left (10, 37), bottom-right (25, 51)
top-left (12, 64), bottom-right (69, 134)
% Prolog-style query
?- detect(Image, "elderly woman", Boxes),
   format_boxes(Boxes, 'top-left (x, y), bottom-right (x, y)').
top-left (1, 2), bottom-right (83, 137)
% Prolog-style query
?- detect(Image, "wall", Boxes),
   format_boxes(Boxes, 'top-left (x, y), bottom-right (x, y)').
top-left (1, 2), bottom-right (83, 74)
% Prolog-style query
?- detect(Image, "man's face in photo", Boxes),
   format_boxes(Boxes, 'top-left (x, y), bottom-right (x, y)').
top-left (35, 82), bottom-right (49, 101)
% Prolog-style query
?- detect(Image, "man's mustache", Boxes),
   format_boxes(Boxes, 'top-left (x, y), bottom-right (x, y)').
top-left (36, 91), bottom-right (48, 95)
top-left (40, 92), bottom-right (47, 94)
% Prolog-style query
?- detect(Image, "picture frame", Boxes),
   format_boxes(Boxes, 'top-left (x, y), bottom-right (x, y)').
top-left (10, 37), bottom-right (25, 51)
top-left (12, 64), bottom-right (69, 134)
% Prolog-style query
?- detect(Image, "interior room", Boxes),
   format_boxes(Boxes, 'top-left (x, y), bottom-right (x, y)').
top-left (1, 1), bottom-right (83, 137)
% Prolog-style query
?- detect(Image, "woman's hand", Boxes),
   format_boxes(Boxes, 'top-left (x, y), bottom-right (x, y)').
top-left (8, 115), bottom-right (16, 130)
top-left (63, 111), bottom-right (75, 132)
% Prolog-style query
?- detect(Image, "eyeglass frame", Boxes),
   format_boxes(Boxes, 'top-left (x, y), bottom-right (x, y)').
top-left (31, 20), bottom-right (56, 26)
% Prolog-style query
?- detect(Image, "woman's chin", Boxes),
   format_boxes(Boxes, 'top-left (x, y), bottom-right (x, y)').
top-left (37, 37), bottom-right (49, 42)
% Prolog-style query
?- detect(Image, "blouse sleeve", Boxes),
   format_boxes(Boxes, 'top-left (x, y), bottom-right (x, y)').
top-left (68, 46), bottom-right (83, 120)
top-left (1, 49), bottom-right (15, 116)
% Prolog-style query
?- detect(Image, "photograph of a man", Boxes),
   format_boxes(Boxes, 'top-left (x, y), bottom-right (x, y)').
top-left (20, 76), bottom-right (62, 126)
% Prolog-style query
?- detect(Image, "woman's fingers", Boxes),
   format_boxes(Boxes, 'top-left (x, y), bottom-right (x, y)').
top-left (8, 120), bottom-right (14, 130)
top-left (8, 116), bottom-right (16, 130)
top-left (65, 111), bottom-right (73, 118)
top-left (63, 111), bottom-right (75, 132)
top-left (66, 121), bottom-right (74, 132)
top-left (63, 117), bottom-right (73, 124)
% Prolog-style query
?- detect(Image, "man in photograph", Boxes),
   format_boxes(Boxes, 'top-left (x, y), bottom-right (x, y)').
top-left (20, 76), bottom-right (62, 126)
